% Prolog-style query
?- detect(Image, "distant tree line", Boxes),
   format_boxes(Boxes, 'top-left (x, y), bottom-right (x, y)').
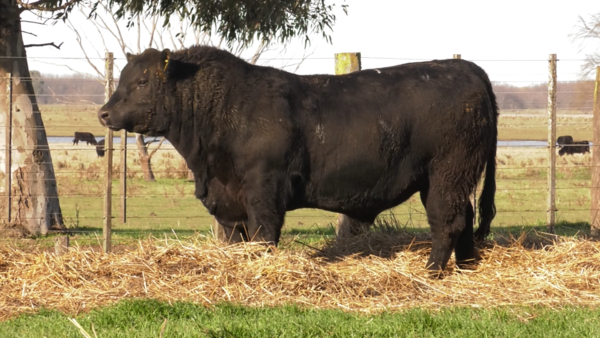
top-left (29, 72), bottom-right (596, 112)
top-left (30, 71), bottom-right (105, 105)
top-left (493, 81), bottom-right (595, 112)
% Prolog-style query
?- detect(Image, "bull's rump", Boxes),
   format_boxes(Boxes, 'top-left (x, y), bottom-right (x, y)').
top-left (295, 60), bottom-right (496, 215)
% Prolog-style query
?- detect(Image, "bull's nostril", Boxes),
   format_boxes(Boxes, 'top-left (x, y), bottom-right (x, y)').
top-left (97, 110), bottom-right (110, 127)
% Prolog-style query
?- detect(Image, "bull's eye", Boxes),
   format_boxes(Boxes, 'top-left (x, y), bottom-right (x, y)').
top-left (139, 79), bottom-right (149, 87)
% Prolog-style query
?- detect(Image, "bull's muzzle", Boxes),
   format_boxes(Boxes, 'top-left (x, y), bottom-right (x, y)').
top-left (97, 109), bottom-right (110, 127)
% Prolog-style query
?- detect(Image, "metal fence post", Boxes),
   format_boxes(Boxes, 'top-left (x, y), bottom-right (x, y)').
top-left (4, 73), bottom-right (12, 224)
top-left (591, 66), bottom-right (600, 236)
top-left (104, 52), bottom-right (114, 253)
top-left (547, 54), bottom-right (557, 234)
top-left (120, 130), bottom-right (127, 223)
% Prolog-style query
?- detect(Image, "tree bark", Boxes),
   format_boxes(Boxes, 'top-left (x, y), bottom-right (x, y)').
top-left (0, 0), bottom-right (64, 235)
top-left (135, 133), bottom-right (156, 182)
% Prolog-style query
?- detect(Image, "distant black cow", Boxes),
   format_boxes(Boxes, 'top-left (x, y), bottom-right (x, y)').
top-left (559, 141), bottom-right (590, 156)
top-left (98, 46), bottom-right (497, 272)
top-left (73, 132), bottom-right (97, 145)
top-left (556, 135), bottom-right (574, 146)
top-left (96, 139), bottom-right (105, 157)
top-left (557, 135), bottom-right (590, 156)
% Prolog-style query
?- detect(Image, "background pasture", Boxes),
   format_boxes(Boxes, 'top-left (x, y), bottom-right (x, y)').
top-left (2, 103), bottom-right (592, 249)
top-left (1, 58), bottom-right (599, 332)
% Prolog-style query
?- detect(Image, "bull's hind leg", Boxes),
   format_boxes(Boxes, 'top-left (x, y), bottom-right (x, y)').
top-left (422, 187), bottom-right (470, 272)
top-left (454, 201), bottom-right (475, 268)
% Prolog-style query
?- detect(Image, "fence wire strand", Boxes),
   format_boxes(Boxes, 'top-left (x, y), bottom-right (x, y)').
top-left (1, 55), bottom-right (599, 241)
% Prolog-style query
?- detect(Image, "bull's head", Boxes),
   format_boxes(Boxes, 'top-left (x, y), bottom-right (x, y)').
top-left (98, 48), bottom-right (171, 135)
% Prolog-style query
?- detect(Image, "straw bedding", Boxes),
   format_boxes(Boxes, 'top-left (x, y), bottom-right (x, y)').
top-left (1, 233), bottom-right (599, 321)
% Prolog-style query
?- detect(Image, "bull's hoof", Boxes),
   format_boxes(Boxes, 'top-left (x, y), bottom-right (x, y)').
top-left (426, 268), bottom-right (447, 279)
top-left (455, 259), bottom-right (478, 271)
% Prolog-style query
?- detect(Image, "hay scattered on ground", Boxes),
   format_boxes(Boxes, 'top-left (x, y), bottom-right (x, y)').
top-left (1, 233), bottom-right (599, 321)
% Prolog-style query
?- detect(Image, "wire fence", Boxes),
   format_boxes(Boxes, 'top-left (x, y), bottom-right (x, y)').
top-left (1, 53), bottom-right (599, 247)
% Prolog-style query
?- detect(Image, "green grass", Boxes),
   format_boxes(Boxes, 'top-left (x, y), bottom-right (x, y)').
top-left (6, 110), bottom-right (593, 250)
top-left (498, 110), bottom-right (591, 141)
top-left (39, 104), bottom-right (593, 141)
top-left (2, 142), bottom-right (590, 250)
top-left (3, 299), bottom-right (599, 337)
top-left (40, 104), bottom-right (106, 137)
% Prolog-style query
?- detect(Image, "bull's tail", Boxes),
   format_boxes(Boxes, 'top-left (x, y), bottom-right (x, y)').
top-left (474, 143), bottom-right (496, 240)
top-left (474, 78), bottom-right (498, 240)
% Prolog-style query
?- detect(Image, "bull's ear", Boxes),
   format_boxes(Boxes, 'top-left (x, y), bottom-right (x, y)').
top-left (161, 49), bottom-right (171, 71)
top-left (126, 53), bottom-right (135, 62)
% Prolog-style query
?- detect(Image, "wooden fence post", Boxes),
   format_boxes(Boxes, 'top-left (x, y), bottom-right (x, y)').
top-left (591, 66), bottom-right (600, 236)
top-left (334, 53), bottom-right (361, 239)
top-left (547, 54), bottom-right (557, 234)
top-left (103, 52), bottom-right (114, 253)
top-left (54, 236), bottom-right (69, 256)
top-left (120, 130), bottom-right (127, 223)
top-left (4, 73), bottom-right (12, 224)
top-left (335, 52), bottom-right (361, 75)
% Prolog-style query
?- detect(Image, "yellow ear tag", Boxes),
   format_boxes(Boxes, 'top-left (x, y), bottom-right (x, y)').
top-left (164, 58), bottom-right (169, 72)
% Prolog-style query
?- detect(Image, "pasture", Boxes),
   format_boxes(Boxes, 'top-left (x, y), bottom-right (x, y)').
top-left (39, 104), bottom-right (594, 141)
top-left (1, 104), bottom-right (599, 333)
top-left (31, 140), bottom-right (593, 247)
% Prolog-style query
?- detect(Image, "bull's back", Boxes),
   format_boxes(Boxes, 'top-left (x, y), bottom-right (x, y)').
top-left (297, 60), bottom-right (495, 210)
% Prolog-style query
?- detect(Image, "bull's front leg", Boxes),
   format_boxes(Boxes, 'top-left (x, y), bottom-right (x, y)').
top-left (241, 170), bottom-right (287, 245)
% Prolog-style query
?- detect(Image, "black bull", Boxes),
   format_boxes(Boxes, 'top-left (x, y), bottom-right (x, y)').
top-left (556, 135), bottom-right (589, 156)
top-left (98, 47), bottom-right (497, 271)
top-left (73, 131), bottom-right (97, 145)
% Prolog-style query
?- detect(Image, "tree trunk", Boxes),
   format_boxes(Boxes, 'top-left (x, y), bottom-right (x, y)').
top-left (0, 1), bottom-right (64, 235)
top-left (135, 133), bottom-right (156, 182)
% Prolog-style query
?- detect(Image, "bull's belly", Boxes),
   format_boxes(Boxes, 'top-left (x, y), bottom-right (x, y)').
top-left (301, 173), bottom-right (424, 221)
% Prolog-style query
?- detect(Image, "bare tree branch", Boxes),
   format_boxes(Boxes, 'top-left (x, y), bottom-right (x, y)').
top-left (249, 40), bottom-right (269, 65)
top-left (100, 3), bottom-right (129, 57)
top-left (46, 86), bottom-right (71, 103)
top-left (156, 28), bottom-right (165, 50)
top-left (17, 0), bottom-right (79, 13)
top-left (146, 15), bottom-right (159, 49)
top-left (20, 20), bottom-right (47, 25)
top-left (24, 42), bottom-right (63, 49)
top-left (20, 30), bottom-right (38, 37)
top-left (34, 59), bottom-right (101, 80)
top-left (570, 12), bottom-right (600, 78)
top-left (137, 14), bottom-right (141, 53)
top-left (66, 18), bottom-right (105, 79)
top-left (148, 137), bottom-right (166, 159)
top-left (292, 49), bottom-right (315, 73)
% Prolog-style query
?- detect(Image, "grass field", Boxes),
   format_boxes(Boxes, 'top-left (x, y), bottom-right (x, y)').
top-left (0, 141), bottom-right (588, 251)
top-left (3, 299), bottom-right (600, 338)
top-left (498, 110), bottom-right (592, 141)
top-left (39, 104), bottom-right (593, 140)
top-left (2, 105), bottom-right (596, 334)
top-left (2, 133), bottom-right (591, 250)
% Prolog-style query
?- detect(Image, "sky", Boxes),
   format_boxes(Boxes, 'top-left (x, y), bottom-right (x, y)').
top-left (21, 0), bottom-right (600, 85)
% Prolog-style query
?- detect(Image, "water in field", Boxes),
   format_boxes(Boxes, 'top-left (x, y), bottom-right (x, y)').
top-left (49, 137), bottom-right (548, 147)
